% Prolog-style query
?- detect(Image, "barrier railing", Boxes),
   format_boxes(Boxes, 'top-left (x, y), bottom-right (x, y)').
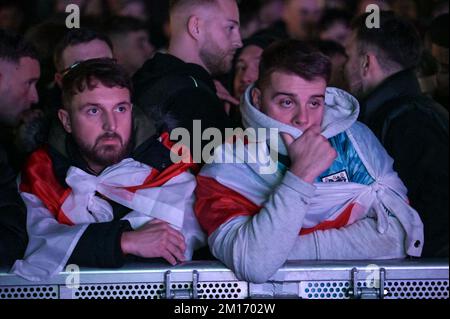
top-left (0, 259), bottom-right (448, 299)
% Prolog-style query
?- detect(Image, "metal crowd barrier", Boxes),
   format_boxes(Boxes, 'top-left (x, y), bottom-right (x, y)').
top-left (0, 259), bottom-right (448, 299)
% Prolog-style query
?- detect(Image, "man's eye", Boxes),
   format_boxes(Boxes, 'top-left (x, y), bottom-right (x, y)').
top-left (87, 108), bottom-right (99, 115)
top-left (116, 106), bottom-right (128, 113)
top-left (280, 99), bottom-right (293, 108)
top-left (309, 101), bottom-right (322, 108)
top-left (236, 63), bottom-right (246, 72)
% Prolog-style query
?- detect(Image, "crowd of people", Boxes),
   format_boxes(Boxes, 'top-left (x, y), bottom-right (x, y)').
top-left (0, 0), bottom-right (448, 283)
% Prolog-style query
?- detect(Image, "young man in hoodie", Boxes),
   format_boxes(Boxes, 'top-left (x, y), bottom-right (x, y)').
top-left (132, 0), bottom-right (243, 159)
top-left (194, 40), bottom-right (424, 284)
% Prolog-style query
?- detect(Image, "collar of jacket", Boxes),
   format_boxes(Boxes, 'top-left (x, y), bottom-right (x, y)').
top-left (134, 52), bottom-right (217, 95)
top-left (361, 69), bottom-right (422, 122)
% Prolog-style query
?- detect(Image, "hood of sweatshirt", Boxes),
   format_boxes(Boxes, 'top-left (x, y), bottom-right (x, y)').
top-left (241, 84), bottom-right (360, 155)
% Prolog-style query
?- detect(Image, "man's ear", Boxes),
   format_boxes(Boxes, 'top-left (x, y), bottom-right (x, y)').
top-left (58, 108), bottom-right (72, 133)
top-left (187, 15), bottom-right (202, 41)
top-left (361, 53), bottom-right (374, 77)
top-left (251, 87), bottom-right (262, 110)
top-left (54, 72), bottom-right (63, 88)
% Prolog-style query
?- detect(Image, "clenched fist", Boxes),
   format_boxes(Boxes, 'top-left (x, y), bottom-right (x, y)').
top-left (281, 125), bottom-right (337, 184)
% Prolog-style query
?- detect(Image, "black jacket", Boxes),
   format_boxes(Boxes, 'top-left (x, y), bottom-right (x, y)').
top-left (361, 69), bottom-right (449, 257)
top-left (0, 142), bottom-right (28, 267)
top-left (133, 53), bottom-right (235, 149)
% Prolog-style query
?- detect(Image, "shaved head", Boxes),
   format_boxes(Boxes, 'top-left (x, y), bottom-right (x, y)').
top-left (169, 0), bottom-right (219, 13)
top-left (169, 0), bottom-right (222, 29)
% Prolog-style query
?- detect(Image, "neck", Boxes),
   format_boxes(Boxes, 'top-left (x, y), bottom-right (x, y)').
top-left (364, 67), bottom-right (401, 97)
top-left (168, 37), bottom-right (210, 74)
top-left (84, 159), bottom-right (105, 176)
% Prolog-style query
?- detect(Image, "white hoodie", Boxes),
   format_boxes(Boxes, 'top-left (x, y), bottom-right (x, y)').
top-left (196, 85), bottom-right (424, 284)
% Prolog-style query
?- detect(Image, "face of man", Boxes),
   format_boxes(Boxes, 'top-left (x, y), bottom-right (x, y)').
top-left (233, 45), bottom-right (263, 99)
top-left (320, 21), bottom-right (351, 46)
top-left (283, 0), bottom-right (325, 40)
top-left (61, 39), bottom-right (113, 72)
top-left (55, 39), bottom-right (114, 88)
top-left (0, 57), bottom-right (40, 126)
top-left (253, 71), bottom-right (326, 131)
top-left (329, 53), bottom-right (349, 90)
top-left (199, 0), bottom-right (243, 76)
top-left (58, 83), bottom-right (133, 173)
top-left (345, 33), bottom-right (366, 97)
top-left (113, 30), bottom-right (154, 75)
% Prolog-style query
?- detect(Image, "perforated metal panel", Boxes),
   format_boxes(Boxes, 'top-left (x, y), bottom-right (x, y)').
top-left (299, 281), bottom-right (351, 299)
top-left (1, 260), bottom-right (448, 300)
top-left (385, 280), bottom-right (449, 299)
top-left (0, 285), bottom-right (58, 299)
top-left (62, 281), bottom-right (248, 299)
top-left (70, 283), bottom-right (165, 299)
top-left (197, 281), bottom-right (248, 299)
top-left (298, 280), bottom-right (450, 299)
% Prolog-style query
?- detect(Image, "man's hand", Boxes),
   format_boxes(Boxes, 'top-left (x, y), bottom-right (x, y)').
top-left (121, 219), bottom-right (186, 265)
top-left (281, 126), bottom-right (337, 184)
top-left (214, 80), bottom-right (239, 115)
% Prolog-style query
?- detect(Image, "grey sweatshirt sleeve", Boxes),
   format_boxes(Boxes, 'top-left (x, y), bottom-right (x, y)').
top-left (288, 215), bottom-right (407, 260)
top-left (208, 171), bottom-right (316, 284)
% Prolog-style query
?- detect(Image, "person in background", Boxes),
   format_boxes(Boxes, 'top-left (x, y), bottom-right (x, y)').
top-left (0, 30), bottom-right (40, 266)
top-left (346, 11), bottom-right (449, 257)
top-left (133, 0), bottom-right (242, 160)
top-left (318, 9), bottom-right (352, 46)
top-left (103, 16), bottom-right (155, 76)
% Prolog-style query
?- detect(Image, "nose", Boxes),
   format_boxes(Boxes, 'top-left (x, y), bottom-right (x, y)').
top-left (102, 111), bottom-right (117, 131)
top-left (292, 106), bottom-right (308, 128)
top-left (241, 67), bottom-right (255, 85)
top-left (234, 31), bottom-right (243, 49)
top-left (29, 85), bottom-right (39, 105)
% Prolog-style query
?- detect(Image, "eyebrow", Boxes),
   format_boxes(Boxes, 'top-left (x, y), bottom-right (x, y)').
top-left (271, 92), bottom-right (325, 100)
top-left (80, 101), bottom-right (132, 109)
top-left (228, 19), bottom-right (240, 26)
top-left (271, 92), bottom-right (297, 99)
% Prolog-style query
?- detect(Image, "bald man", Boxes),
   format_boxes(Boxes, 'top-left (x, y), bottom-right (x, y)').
top-left (133, 0), bottom-right (243, 162)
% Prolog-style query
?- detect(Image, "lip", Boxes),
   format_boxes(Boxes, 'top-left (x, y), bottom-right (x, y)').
top-left (97, 137), bottom-right (121, 146)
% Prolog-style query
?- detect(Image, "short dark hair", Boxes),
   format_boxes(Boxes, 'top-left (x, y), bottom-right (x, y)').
top-left (256, 39), bottom-right (332, 89)
top-left (0, 29), bottom-right (39, 64)
top-left (54, 28), bottom-right (113, 72)
top-left (62, 58), bottom-right (132, 108)
top-left (312, 40), bottom-right (347, 59)
top-left (103, 16), bottom-right (148, 37)
top-left (351, 11), bottom-right (423, 72)
top-left (319, 9), bottom-right (352, 33)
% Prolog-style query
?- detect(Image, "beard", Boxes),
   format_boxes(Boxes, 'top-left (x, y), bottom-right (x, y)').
top-left (75, 131), bottom-right (132, 169)
top-left (199, 39), bottom-right (234, 76)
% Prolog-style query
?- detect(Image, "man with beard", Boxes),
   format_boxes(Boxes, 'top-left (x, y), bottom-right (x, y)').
top-left (345, 12), bottom-right (449, 257)
top-left (0, 30), bottom-right (40, 266)
top-left (12, 59), bottom-right (205, 281)
top-left (133, 0), bottom-right (243, 160)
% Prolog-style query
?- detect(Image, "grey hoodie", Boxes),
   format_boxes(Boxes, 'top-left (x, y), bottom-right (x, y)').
top-left (202, 86), bottom-right (419, 284)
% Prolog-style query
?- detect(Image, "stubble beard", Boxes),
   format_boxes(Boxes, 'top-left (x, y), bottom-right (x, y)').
top-left (75, 132), bottom-right (133, 169)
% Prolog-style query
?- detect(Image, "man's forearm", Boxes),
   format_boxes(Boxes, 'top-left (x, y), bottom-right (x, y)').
top-left (209, 172), bottom-right (316, 283)
top-left (288, 216), bottom-right (407, 260)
